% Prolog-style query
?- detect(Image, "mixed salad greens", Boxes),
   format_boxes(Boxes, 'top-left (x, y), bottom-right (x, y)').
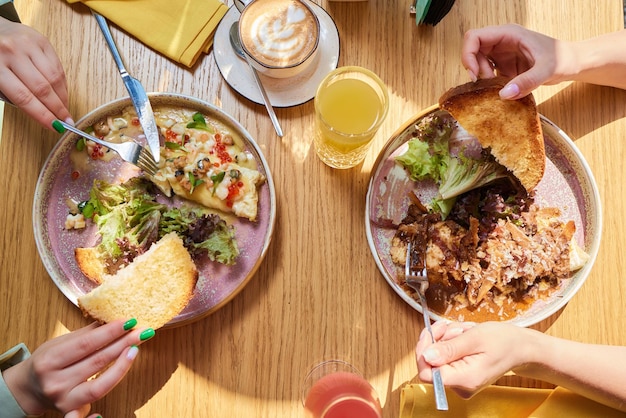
top-left (78, 177), bottom-right (239, 267)
top-left (396, 113), bottom-right (512, 218)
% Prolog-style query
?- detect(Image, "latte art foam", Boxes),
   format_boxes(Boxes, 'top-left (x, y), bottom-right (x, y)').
top-left (240, 0), bottom-right (319, 69)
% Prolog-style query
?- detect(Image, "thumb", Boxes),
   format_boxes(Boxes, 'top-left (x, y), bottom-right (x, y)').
top-left (63, 405), bottom-right (92, 418)
top-left (498, 68), bottom-right (550, 100)
top-left (421, 332), bottom-right (479, 367)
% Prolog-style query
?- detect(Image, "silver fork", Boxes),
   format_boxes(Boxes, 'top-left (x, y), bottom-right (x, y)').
top-left (405, 242), bottom-right (449, 411)
top-left (52, 120), bottom-right (158, 176)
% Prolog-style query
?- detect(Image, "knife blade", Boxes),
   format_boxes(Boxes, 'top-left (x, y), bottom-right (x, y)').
top-left (92, 11), bottom-right (161, 163)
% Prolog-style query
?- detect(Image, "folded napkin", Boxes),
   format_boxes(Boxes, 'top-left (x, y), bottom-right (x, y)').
top-left (66, 0), bottom-right (228, 67)
top-left (399, 384), bottom-right (626, 418)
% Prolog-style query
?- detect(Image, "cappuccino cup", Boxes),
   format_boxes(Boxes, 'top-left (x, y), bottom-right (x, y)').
top-left (238, 0), bottom-right (320, 79)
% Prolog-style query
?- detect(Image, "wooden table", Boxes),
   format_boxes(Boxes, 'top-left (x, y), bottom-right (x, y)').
top-left (2, 1), bottom-right (625, 416)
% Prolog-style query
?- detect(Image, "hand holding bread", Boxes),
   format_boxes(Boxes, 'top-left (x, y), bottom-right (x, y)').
top-left (461, 24), bottom-right (565, 99)
top-left (1, 319), bottom-right (153, 417)
top-left (439, 76), bottom-right (545, 192)
top-left (78, 232), bottom-right (198, 329)
top-left (462, 24), bottom-right (626, 99)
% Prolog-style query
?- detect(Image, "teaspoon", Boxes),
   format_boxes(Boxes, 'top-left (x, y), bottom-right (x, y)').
top-left (229, 22), bottom-right (283, 137)
top-left (233, 0), bottom-right (250, 13)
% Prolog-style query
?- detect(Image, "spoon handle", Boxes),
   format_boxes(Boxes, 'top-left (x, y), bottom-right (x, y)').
top-left (247, 63), bottom-right (284, 137)
top-left (234, 0), bottom-right (251, 13)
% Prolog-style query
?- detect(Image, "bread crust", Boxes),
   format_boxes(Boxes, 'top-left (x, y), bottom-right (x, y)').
top-left (438, 76), bottom-right (545, 192)
top-left (75, 247), bottom-right (105, 284)
top-left (77, 233), bottom-right (198, 329)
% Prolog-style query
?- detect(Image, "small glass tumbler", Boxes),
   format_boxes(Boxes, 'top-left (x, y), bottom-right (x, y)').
top-left (313, 66), bottom-right (389, 169)
top-left (302, 360), bottom-right (383, 418)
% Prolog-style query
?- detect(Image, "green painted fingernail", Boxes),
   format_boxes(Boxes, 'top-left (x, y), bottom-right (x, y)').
top-left (123, 318), bottom-right (137, 331)
top-left (52, 119), bottom-right (65, 133)
top-left (139, 328), bottom-right (155, 341)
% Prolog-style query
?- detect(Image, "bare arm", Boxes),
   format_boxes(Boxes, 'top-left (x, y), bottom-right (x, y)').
top-left (461, 24), bottom-right (626, 99)
top-left (568, 30), bottom-right (626, 90)
top-left (516, 331), bottom-right (626, 411)
top-left (415, 321), bottom-right (626, 411)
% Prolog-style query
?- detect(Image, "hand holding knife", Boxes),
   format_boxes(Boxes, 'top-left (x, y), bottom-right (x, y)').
top-left (92, 11), bottom-right (161, 163)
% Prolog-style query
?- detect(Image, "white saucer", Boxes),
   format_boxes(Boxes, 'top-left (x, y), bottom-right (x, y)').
top-left (213, 4), bottom-right (340, 108)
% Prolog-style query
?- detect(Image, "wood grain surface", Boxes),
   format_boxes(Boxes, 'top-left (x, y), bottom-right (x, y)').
top-left (1, 1), bottom-right (625, 417)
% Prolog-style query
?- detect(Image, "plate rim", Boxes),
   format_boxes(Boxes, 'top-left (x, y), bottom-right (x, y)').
top-left (365, 105), bottom-right (603, 327)
top-left (33, 92), bottom-right (277, 328)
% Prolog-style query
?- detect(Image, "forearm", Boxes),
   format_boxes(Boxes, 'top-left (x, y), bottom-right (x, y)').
top-left (569, 30), bottom-right (626, 90)
top-left (515, 330), bottom-right (626, 411)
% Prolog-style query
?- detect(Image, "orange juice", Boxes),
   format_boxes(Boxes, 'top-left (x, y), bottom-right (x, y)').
top-left (314, 67), bottom-right (389, 169)
top-left (304, 371), bottom-right (382, 418)
top-left (319, 78), bottom-right (383, 136)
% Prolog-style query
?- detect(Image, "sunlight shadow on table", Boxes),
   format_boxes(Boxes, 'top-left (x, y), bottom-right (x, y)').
top-left (538, 83), bottom-right (626, 141)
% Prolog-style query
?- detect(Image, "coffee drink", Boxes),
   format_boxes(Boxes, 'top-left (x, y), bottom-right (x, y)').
top-left (239, 0), bottom-right (320, 78)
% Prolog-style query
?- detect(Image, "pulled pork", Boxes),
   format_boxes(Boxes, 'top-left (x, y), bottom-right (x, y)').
top-left (391, 185), bottom-right (576, 320)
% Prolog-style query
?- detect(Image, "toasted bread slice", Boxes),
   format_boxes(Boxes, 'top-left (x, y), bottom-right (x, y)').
top-left (77, 232), bottom-right (198, 329)
top-left (75, 247), bottom-right (106, 285)
top-left (439, 76), bottom-right (545, 192)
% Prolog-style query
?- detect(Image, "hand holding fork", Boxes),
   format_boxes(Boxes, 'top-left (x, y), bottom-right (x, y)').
top-left (405, 242), bottom-right (449, 411)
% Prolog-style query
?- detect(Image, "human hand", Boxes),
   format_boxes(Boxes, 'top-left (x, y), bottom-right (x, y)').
top-left (461, 24), bottom-right (575, 100)
top-left (0, 17), bottom-right (73, 128)
top-left (415, 321), bottom-right (533, 399)
top-left (2, 319), bottom-right (155, 417)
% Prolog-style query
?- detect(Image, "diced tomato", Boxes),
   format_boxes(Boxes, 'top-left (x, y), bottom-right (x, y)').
top-left (131, 117), bottom-right (140, 126)
top-left (71, 171), bottom-right (80, 180)
top-left (165, 129), bottom-right (179, 142)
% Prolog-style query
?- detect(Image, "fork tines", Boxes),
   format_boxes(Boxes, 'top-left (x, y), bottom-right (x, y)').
top-left (405, 242), bottom-right (425, 276)
top-left (138, 148), bottom-right (158, 176)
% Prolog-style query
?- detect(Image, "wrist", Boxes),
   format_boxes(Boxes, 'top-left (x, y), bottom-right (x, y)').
top-left (551, 39), bottom-right (580, 84)
top-left (566, 30), bottom-right (626, 89)
top-left (2, 360), bottom-right (46, 416)
top-left (569, 38), bottom-right (596, 82)
top-left (510, 327), bottom-right (551, 377)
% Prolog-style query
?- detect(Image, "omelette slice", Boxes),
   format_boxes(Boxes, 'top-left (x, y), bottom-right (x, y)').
top-left (150, 108), bottom-right (265, 221)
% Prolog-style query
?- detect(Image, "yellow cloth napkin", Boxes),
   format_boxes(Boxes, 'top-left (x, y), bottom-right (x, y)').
top-left (399, 384), bottom-right (626, 418)
top-left (66, 0), bottom-right (228, 67)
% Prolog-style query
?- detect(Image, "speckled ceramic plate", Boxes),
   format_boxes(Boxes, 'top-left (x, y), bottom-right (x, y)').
top-left (213, 3), bottom-right (340, 107)
top-left (33, 93), bottom-right (276, 327)
top-left (365, 105), bottom-right (602, 327)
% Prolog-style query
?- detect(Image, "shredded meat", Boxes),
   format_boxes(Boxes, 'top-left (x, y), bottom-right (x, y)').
top-left (392, 187), bottom-right (576, 320)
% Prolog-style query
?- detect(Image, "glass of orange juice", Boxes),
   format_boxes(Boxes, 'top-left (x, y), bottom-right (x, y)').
top-left (314, 66), bottom-right (389, 169)
top-left (302, 360), bottom-right (383, 418)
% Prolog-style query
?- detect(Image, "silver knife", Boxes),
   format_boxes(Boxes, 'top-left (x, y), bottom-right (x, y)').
top-left (92, 11), bottom-right (161, 163)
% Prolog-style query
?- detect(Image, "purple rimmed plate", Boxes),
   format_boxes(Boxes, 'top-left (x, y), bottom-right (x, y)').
top-left (33, 93), bottom-right (276, 327)
top-left (365, 105), bottom-right (602, 327)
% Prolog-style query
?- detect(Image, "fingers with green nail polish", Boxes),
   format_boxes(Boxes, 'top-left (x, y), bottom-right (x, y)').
top-left (139, 328), bottom-right (155, 341)
top-left (51, 119), bottom-right (65, 133)
top-left (123, 318), bottom-right (138, 331)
